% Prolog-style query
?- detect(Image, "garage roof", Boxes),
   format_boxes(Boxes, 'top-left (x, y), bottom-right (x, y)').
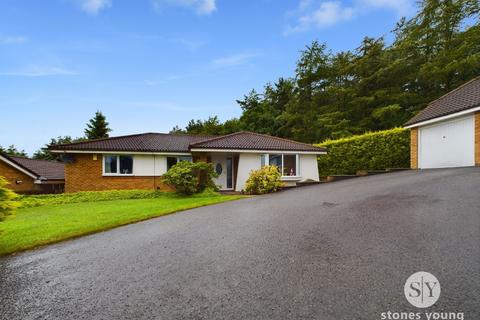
top-left (405, 77), bottom-right (480, 127)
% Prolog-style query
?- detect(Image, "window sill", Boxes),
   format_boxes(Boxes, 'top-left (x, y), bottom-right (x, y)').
top-left (281, 176), bottom-right (302, 181)
top-left (102, 174), bottom-right (135, 177)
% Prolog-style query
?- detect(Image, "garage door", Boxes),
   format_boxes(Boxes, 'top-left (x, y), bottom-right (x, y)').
top-left (419, 115), bottom-right (475, 169)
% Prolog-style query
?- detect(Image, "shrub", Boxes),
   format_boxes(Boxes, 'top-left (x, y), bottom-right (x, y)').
top-left (316, 128), bottom-right (410, 176)
top-left (162, 161), bottom-right (218, 195)
top-left (245, 165), bottom-right (284, 195)
top-left (0, 176), bottom-right (20, 220)
top-left (19, 189), bottom-right (166, 208)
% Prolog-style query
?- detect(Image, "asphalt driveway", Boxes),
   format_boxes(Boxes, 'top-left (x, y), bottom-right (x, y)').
top-left (1, 168), bottom-right (479, 319)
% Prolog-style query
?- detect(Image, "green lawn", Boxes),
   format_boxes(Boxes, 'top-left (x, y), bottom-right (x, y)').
top-left (0, 193), bottom-right (243, 256)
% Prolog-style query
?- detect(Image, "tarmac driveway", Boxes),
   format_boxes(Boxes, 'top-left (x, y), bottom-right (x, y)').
top-left (1, 168), bottom-right (479, 319)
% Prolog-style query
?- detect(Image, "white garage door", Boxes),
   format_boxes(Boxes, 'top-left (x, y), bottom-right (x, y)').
top-left (419, 115), bottom-right (475, 169)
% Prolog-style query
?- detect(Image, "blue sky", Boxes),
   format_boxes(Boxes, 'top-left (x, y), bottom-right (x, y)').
top-left (0, 0), bottom-right (416, 155)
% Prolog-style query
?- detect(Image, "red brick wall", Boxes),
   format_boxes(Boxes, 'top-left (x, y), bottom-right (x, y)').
top-left (0, 160), bottom-right (41, 194)
top-left (65, 154), bottom-right (173, 193)
top-left (410, 128), bottom-right (418, 169)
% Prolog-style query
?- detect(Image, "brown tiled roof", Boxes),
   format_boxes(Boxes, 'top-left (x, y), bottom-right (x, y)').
top-left (0, 154), bottom-right (65, 180)
top-left (405, 77), bottom-right (480, 126)
top-left (50, 132), bottom-right (326, 153)
top-left (50, 133), bottom-right (216, 153)
top-left (190, 132), bottom-right (327, 152)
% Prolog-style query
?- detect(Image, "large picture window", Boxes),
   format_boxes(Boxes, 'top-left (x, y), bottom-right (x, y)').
top-left (167, 156), bottom-right (193, 171)
top-left (261, 153), bottom-right (299, 177)
top-left (103, 155), bottom-right (133, 175)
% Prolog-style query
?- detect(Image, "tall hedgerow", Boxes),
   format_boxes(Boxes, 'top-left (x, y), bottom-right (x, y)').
top-left (316, 128), bottom-right (410, 176)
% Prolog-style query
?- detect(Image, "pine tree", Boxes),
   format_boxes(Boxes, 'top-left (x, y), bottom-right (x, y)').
top-left (84, 111), bottom-right (112, 140)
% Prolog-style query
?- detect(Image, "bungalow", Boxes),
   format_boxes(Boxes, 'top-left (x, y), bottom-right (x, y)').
top-left (405, 77), bottom-right (480, 169)
top-left (0, 154), bottom-right (65, 194)
top-left (50, 131), bottom-right (327, 193)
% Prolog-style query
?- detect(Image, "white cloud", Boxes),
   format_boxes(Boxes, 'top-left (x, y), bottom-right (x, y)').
top-left (212, 52), bottom-right (260, 68)
top-left (0, 35), bottom-right (28, 45)
top-left (80, 0), bottom-right (112, 15)
top-left (152, 0), bottom-right (217, 15)
top-left (285, 0), bottom-right (414, 34)
top-left (197, 0), bottom-right (216, 14)
top-left (0, 66), bottom-right (78, 77)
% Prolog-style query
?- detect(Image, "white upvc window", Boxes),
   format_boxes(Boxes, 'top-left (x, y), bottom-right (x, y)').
top-left (260, 154), bottom-right (300, 177)
top-left (103, 155), bottom-right (134, 175)
top-left (166, 155), bottom-right (193, 171)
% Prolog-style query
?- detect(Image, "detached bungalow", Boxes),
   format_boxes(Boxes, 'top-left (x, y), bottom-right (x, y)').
top-left (0, 154), bottom-right (65, 194)
top-left (50, 131), bottom-right (327, 193)
top-left (405, 77), bottom-right (480, 169)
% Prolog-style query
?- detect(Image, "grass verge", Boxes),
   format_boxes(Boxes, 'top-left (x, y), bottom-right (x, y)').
top-left (0, 192), bottom-right (244, 256)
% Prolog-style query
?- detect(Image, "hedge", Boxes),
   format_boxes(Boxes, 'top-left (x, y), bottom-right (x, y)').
top-left (315, 128), bottom-right (410, 176)
top-left (19, 189), bottom-right (167, 208)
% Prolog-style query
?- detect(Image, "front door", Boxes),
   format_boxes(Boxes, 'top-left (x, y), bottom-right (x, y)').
top-left (226, 157), bottom-right (233, 189)
top-left (212, 155), bottom-right (234, 190)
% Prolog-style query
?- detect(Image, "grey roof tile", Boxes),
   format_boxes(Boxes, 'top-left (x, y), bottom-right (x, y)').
top-left (1, 155), bottom-right (65, 180)
top-left (405, 77), bottom-right (480, 126)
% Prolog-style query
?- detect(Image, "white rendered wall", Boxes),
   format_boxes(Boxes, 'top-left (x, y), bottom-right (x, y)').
top-left (132, 155), bottom-right (168, 176)
top-left (235, 153), bottom-right (261, 191)
top-left (299, 154), bottom-right (320, 182)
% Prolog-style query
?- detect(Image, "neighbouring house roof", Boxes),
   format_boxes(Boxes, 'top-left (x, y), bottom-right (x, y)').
top-left (50, 132), bottom-right (326, 154)
top-left (0, 154), bottom-right (65, 181)
top-left (405, 77), bottom-right (480, 127)
top-left (50, 133), bottom-right (217, 153)
top-left (190, 131), bottom-right (327, 153)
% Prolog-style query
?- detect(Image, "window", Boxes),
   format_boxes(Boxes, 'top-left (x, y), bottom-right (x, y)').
top-left (261, 154), bottom-right (299, 177)
top-left (260, 154), bottom-right (267, 167)
top-left (268, 154), bottom-right (282, 167)
top-left (104, 155), bottom-right (133, 175)
top-left (167, 156), bottom-right (193, 171)
top-left (283, 154), bottom-right (297, 176)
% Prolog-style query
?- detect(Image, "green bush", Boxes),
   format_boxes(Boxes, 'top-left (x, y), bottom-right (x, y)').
top-left (19, 189), bottom-right (166, 208)
top-left (245, 165), bottom-right (284, 195)
top-left (162, 161), bottom-right (218, 195)
top-left (316, 128), bottom-right (410, 176)
top-left (0, 176), bottom-right (20, 220)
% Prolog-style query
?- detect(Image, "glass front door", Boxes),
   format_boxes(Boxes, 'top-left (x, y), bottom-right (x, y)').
top-left (226, 157), bottom-right (233, 189)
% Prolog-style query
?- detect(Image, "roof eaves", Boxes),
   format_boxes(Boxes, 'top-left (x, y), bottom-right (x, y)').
top-left (405, 102), bottom-right (480, 127)
top-left (0, 154), bottom-right (39, 179)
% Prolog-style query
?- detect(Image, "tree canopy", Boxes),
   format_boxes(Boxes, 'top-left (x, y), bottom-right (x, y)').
top-left (33, 136), bottom-right (86, 161)
top-left (172, 0), bottom-right (480, 142)
top-left (0, 145), bottom-right (27, 157)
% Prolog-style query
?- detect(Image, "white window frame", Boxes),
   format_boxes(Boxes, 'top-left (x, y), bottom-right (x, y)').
top-left (103, 154), bottom-right (134, 176)
top-left (166, 155), bottom-right (193, 171)
top-left (261, 153), bottom-right (300, 178)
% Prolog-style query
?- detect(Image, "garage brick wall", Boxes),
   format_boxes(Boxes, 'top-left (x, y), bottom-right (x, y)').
top-left (0, 160), bottom-right (40, 194)
top-left (410, 128), bottom-right (418, 169)
top-left (476, 112), bottom-right (480, 166)
top-left (65, 154), bottom-right (173, 193)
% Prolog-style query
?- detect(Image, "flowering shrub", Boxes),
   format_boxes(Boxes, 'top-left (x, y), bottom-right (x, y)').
top-left (245, 165), bottom-right (284, 195)
top-left (0, 176), bottom-right (19, 221)
top-left (162, 161), bottom-right (218, 195)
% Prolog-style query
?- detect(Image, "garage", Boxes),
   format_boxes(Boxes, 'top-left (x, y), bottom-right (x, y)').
top-left (405, 76), bottom-right (480, 169)
top-left (418, 115), bottom-right (475, 168)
